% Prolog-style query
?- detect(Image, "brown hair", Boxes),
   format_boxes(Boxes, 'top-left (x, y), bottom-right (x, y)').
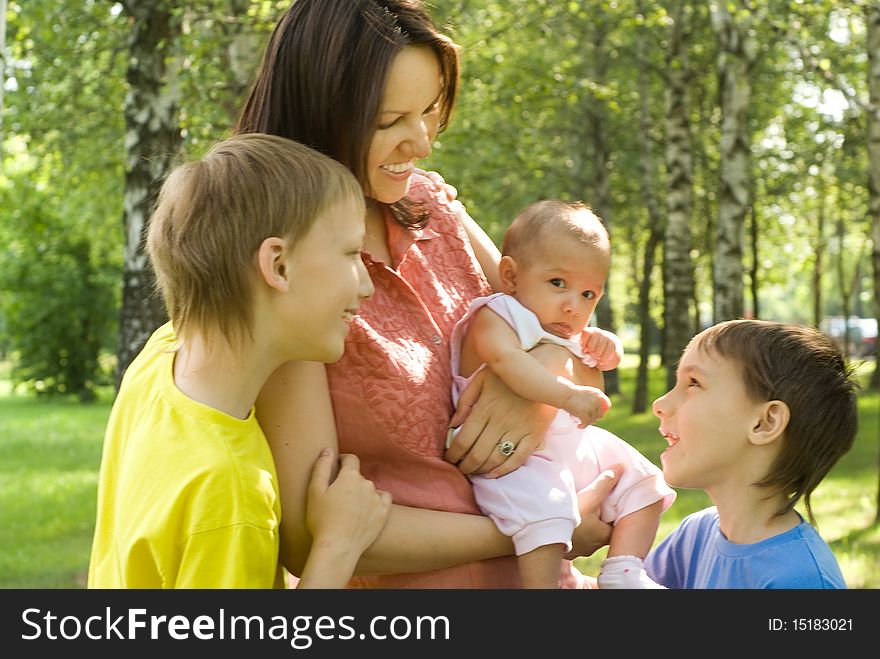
top-left (147, 133), bottom-right (363, 348)
top-left (692, 319), bottom-right (859, 524)
top-left (501, 200), bottom-right (610, 266)
top-left (235, 0), bottom-right (460, 229)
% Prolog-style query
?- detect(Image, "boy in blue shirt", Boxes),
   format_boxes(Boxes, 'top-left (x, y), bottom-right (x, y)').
top-left (646, 319), bottom-right (857, 588)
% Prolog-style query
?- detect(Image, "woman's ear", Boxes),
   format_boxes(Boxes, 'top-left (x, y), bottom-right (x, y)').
top-left (257, 237), bottom-right (290, 292)
top-left (748, 400), bottom-right (790, 446)
top-left (498, 255), bottom-right (519, 295)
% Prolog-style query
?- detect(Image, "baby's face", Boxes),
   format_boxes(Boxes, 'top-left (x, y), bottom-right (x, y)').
top-left (511, 238), bottom-right (609, 339)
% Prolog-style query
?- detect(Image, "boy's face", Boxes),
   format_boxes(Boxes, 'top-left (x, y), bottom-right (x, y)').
top-left (284, 196), bottom-right (373, 362)
top-left (651, 340), bottom-right (763, 491)
top-left (503, 237), bottom-right (608, 339)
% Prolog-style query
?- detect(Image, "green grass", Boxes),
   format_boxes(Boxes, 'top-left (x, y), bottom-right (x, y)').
top-left (0, 359), bottom-right (877, 588)
top-left (0, 382), bottom-right (113, 588)
top-left (574, 357), bottom-right (880, 588)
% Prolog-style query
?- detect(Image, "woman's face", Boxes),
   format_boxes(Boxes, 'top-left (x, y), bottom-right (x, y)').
top-left (366, 45), bottom-right (443, 203)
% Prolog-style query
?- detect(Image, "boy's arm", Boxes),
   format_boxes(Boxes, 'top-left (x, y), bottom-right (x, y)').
top-left (470, 308), bottom-right (609, 421)
top-left (257, 360), bottom-right (514, 578)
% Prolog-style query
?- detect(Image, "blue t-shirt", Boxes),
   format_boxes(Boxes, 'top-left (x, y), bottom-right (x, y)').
top-left (644, 507), bottom-right (846, 589)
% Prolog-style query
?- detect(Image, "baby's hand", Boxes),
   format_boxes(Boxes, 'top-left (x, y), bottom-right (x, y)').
top-left (581, 328), bottom-right (623, 371)
top-left (306, 450), bottom-right (392, 559)
top-left (562, 386), bottom-right (611, 429)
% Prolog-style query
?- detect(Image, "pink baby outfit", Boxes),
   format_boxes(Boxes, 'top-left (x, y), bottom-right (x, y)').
top-left (451, 293), bottom-right (676, 556)
top-left (325, 175), bottom-right (592, 588)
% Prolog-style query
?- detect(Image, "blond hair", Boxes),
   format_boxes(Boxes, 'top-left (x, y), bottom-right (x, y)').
top-left (501, 200), bottom-right (609, 265)
top-left (147, 133), bottom-right (363, 347)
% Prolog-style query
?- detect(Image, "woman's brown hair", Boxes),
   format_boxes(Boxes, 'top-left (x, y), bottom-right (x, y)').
top-left (235, 0), bottom-right (460, 229)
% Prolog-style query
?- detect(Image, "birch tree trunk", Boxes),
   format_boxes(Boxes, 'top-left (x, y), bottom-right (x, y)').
top-left (115, 0), bottom-right (182, 389)
top-left (0, 0), bottom-right (6, 173)
top-left (633, 0), bottom-right (665, 414)
top-left (586, 21), bottom-right (620, 396)
top-left (812, 171), bottom-right (826, 329)
top-left (867, 3), bottom-right (880, 394)
top-left (748, 185), bottom-right (759, 318)
top-left (662, 0), bottom-right (696, 390)
top-left (868, 4), bottom-right (880, 524)
top-left (710, 1), bottom-right (756, 322)
top-left (220, 0), bottom-right (260, 122)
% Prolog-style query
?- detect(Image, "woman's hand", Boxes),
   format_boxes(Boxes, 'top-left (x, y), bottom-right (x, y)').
top-left (565, 465), bottom-right (621, 559)
top-left (445, 368), bottom-right (557, 478)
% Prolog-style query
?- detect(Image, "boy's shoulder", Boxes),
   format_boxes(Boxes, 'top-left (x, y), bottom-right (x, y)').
top-left (118, 321), bottom-right (176, 389)
top-left (672, 506), bottom-right (720, 538)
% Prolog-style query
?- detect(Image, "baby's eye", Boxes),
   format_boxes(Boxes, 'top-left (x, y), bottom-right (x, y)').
top-left (550, 278), bottom-right (565, 288)
top-left (582, 290), bottom-right (596, 299)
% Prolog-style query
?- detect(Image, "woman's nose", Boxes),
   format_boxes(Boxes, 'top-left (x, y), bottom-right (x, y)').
top-left (403, 119), bottom-right (432, 159)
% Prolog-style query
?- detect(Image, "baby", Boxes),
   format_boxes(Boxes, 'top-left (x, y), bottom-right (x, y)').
top-left (450, 200), bottom-right (675, 588)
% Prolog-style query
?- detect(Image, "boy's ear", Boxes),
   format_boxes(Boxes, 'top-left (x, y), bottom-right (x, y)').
top-left (748, 400), bottom-right (790, 446)
top-left (498, 255), bottom-right (519, 295)
top-left (257, 237), bottom-right (291, 292)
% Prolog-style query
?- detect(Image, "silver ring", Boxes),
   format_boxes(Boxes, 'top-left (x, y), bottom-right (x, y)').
top-left (498, 440), bottom-right (515, 457)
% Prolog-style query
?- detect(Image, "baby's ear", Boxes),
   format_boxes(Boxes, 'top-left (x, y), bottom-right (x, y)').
top-left (257, 236), bottom-right (290, 292)
top-left (748, 400), bottom-right (790, 446)
top-left (498, 255), bottom-right (519, 295)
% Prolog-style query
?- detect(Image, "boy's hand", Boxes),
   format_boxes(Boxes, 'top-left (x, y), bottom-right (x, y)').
top-left (581, 328), bottom-right (623, 371)
top-left (306, 449), bottom-right (392, 559)
top-left (561, 386), bottom-right (611, 429)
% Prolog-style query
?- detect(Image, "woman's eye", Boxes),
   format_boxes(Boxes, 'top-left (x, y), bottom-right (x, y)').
top-left (688, 378), bottom-right (700, 388)
top-left (377, 116), bottom-right (400, 130)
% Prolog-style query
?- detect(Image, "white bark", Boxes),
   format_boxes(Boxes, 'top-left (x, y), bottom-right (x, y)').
top-left (115, 0), bottom-right (183, 388)
top-left (867, 4), bottom-right (880, 391)
top-left (662, 0), bottom-right (696, 389)
top-left (710, 1), bottom-right (757, 322)
top-left (0, 0), bottom-right (7, 172)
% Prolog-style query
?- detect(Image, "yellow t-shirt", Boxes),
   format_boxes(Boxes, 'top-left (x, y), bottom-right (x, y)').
top-left (88, 322), bottom-right (284, 588)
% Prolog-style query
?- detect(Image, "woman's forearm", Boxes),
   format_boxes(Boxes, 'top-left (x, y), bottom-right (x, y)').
top-left (354, 503), bottom-right (513, 575)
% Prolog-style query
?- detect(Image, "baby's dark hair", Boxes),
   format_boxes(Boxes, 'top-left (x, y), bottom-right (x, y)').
top-left (691, 319), bottom-right (859, 524)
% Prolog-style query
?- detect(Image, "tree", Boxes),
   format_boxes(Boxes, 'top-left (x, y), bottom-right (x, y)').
top-left (632, 1), bottom-right (666, 413)
top-left (867, 2), bottom-right (880, 393)
top-left (1, 0), bottom-right (7, 171)
top-left (115, 0), bottom-right (183, 389)
top-left (710, 1), bottom-right (758, 322)
top-left (661, 0), bottom-right (697, 389)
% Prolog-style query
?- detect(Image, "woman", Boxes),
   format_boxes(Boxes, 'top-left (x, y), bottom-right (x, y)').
top-left (238, 0), bottom-right (616, 588)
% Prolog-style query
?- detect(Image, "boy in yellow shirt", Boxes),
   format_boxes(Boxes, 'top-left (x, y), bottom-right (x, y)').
top-left (88, 134), bottom-right (389, 588)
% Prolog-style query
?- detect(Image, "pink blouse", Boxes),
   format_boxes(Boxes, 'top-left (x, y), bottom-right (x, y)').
top-left (326, 176), bottom-right (584, 588)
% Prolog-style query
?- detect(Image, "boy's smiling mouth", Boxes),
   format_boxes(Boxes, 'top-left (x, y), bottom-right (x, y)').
top-left (660, 429), bottom-right (679, 447)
